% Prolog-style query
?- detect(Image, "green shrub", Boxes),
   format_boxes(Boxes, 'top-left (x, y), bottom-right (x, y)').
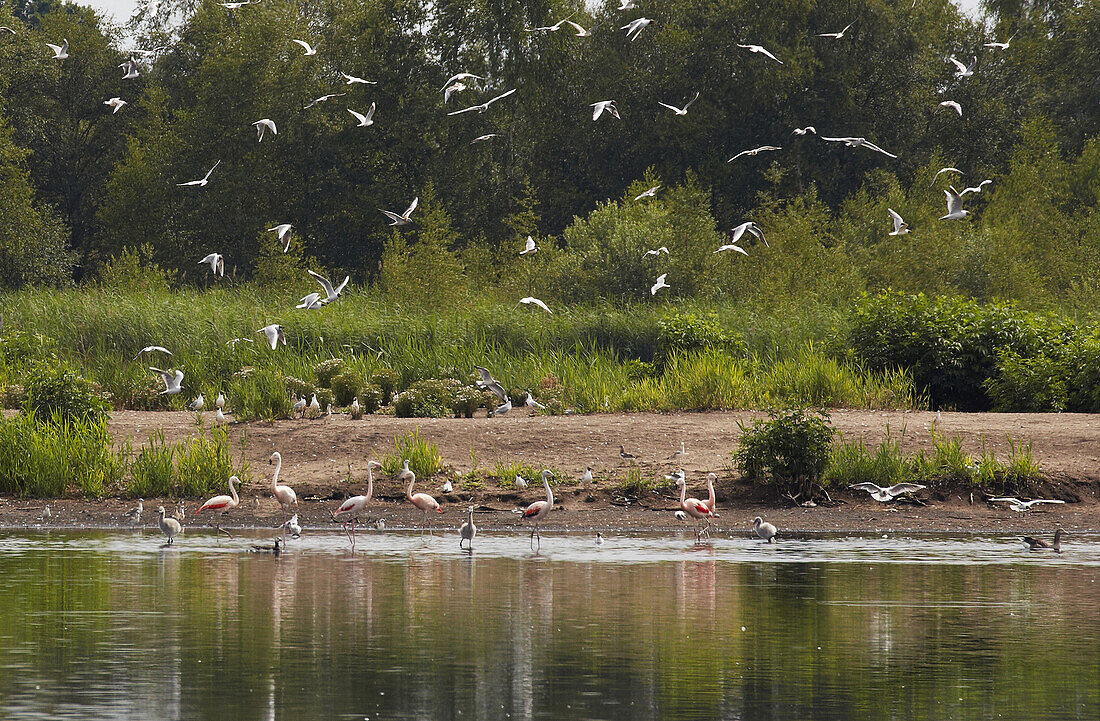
top-left (372, 368), bottom-right (399, 401)
top-left (452, 384), bottom-right (483, 418)
top-left (128, 430), bottom-right (176, 497)
top-left (283, 375), bottom-right (315, 400)
top-left (175, 427), bottom-right (246, 497)
top-left (230, 366), bottom-right (295, 421)
top-left (734, 410), bottom-right (834, 496)
top-left (656, 311), bottom-right (745, 368)
top-left (358, 383), bottom-right (383, 414)
top-left (394, 378), bottom-right (459, 418)
top-left (1, 383), bottom-right (26, 409)
top-left (0, 412), bottom-right (122, 497)
top-left (379, 429), bottom-right (443, 477)
top-left (1, 330), bottom-right (59, 371)
top-left (331, 370), bottom-right (362, 406)
top-left (315, 387), bottom-right (335, 409)
top-left (313, 358), bottom-right (345, 388)
top-left (823, 431), bottom-right (908, 488)
top-left (24, 366), bottom-right (110, 425)
top-left (986, 351), bottom-right (1068, 412)
top-left (96, 244), bottom-right (174, 293)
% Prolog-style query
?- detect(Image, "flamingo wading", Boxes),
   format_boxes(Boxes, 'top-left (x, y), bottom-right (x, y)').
top-left (403, 463), bottom-right (443, 530)
top-left (269, 452), bottom-right (298, 542)
top-left (331, 460), bottom-right (381, 549)
top-left (677, 477), bottom-right (713, 540)
top-left (195, 475), bottom-right (241, 537)
top-left (522, 470), bottom-right (555, 546)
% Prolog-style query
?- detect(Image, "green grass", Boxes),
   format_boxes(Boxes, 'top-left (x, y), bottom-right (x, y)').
top-left (379, 429), bottom-right (444, 478)
top-left (0, 412), bottom-right (124, 497)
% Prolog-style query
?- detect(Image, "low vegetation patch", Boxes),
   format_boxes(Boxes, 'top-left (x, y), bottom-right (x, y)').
top-left (379, 429), bottom-right (444, 478)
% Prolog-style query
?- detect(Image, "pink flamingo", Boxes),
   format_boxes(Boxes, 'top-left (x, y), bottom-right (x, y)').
top-left (521, 470), bottom-right (554, 546)
top-left (268, 452), bottom-right (298, 542)
top-left (677, 476), bottom-right (713, 541)
top-left (331, 460), bottom-right (381, 549)
top-left (403, 462), bottom-right (442, 530)
top-left (195, 475), bottom-right (240, 537)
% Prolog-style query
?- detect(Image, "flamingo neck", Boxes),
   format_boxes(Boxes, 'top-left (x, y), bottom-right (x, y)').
top-left (229, 477), bottom-right (239, 504)
top-left (366, 466), bottom-right (374, 501)
top-left (543, 475), bottom-right (554, 507)
top-left (679, 481), bottom-right (687, 506)
top-left (270, 455), bottom-right (282, 492)
top-left (406, 473), bottom-right (416, 500)
top-left (707, 476), bottom-right (715, 507)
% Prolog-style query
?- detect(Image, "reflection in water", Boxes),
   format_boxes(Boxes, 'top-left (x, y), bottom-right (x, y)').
top-left (0, 531), bottom-right (1097, 720)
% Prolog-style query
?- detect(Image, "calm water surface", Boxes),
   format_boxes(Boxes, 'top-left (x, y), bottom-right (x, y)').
top-left (0, 529), bottom-right (1097, 720)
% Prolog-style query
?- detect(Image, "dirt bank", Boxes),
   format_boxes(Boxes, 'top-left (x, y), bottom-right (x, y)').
top-left (1, 410), bottom-right (1097, 533)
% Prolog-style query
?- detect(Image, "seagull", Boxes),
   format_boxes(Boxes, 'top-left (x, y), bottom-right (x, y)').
top-left (123, 499), bottom-right (144, 525)
top-left (526, 17), bottom-right (572, 32)
top-left (474, 366), bottom-right (508, 402)
top-left (947, 55), bottom-right (977, 78)
top-left (285, 514), bottom-right (302, 538)
top-left (564, 20), bottom-right (592, 37)
top-left (444, 82), bottom-right (466, 103)
top-left (729, 221), bottom-right (767, 247)
top-left (727, 146), bottom-right (781, 162)
top-left (215, 392), bottom-right (225, 409)
top-left (291, 39), bottom-right (319, 56)
top-left (268, 224), bottom-right (294, 252)
top-left (674, 510), bottom-right (688, 521)
top-left (939, 100), bottom-right (963, 117)
top-left (308, 394), bottom-right (321, 414)
top-left (642, 246), bottom-right (669, 258)
top-left (380, 197), bottom-right (419, 226)
top-left (46, 39), bottom-right (69, 60)
top-left (818, 22), bottom-right (854, 39)
top-left (650, 273), bottom-right (669, 295)
top-left (199, 252), bottom-right (224, 276)
top-left (441, 480), bottom-right (453, 493)
top-left (665, 469), bottom-right (685, 483)
top-left (471, 133), bottom-right (499, 144)
top-left (296, 292), bottom-right (323, 310)
top-left (447, 88), bottom-right (517, 115)
top-left (714, 243), bottom-right (748, 256)
top-left (520, 236), bottom-right (538, 255)
top-left (150, 367), bottom-right (184, 395)
top-left (941, 186), bottom-right (970, 220)
top-left (517, 296), bottom-right (553, 313)
top-left (634, 185), bottom-right (661, 201)
top-left (616, 0), bottom-right (637, 9)
top-left (213, 407), bottom-right (228, 425)
top-left (524, 392), bottom-right (545, 410)
top-left (308, 269), bottom-right (350, 303)
top-left (187, 393), bottom-right (204, 411)
top-left (888, 208), bottom-right (909, 236)
top-left (581, 467), bottom-right (593, 482)
top-left (850, 482), bottom-right (927, 502)
top-left (119, 59), bottom-right (140, 79)
top-left (1021, 529), bottom-right (1064, 551)
top-left (984, 32), bottom-right (1017, 50)
top-left (820, 136), bottom-right (898, 158)
top-left (103, 97), bottom-right (127, 114)
top-left (753, 516), bottom-right (778, 542)
top-left (621, 17), bottom-right (653, 41)
top-left (226, 337), bottom-right (254, 347)
top-left (793, 126), bottom-right (817, 135)
top-left (348, 104), bottom-right (376, 127)
top-left (514, 475), bottom-right (528, 489)
top-left (218, 1), bottom-right (250, 8)
top-left (303, 92), bottom-right (346, 109)
top-left (990, 497), bottom-right (1066, 512)
top-left (493, 398), bottom-right (512, 416)
top-left (669, 442), bottom-right (686, 460)
top-left (0, 26), bottom-right (17, 35)
top-left (341, 72), bottom-right (376, 85)
top-left (590, 100), bottom-right (619, 121)
top-left (960, 179), bottom-right (992, 195)
top-left (177, 160), bottom-right (221, 187)
top-left (257, 324), bottom-right (286, 350)
top-left (292, 396), bottom-right (306, 416)
top-left (441, 73), bottom-right (484, 90)
top-left (619, 445), bottom-right (636, 461)
top-left (930, 167), bottom-right (964, 186)
top-left (133, 346), bottom-right (172, 361)
top-left (738, 43), bottom-right (782, 63)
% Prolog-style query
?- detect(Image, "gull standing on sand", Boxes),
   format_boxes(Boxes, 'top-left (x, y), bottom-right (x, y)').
top-left (582, 467), bottom-right (593, 482)
top-left (308, 394), bottom-right (321, 414)
top-left (738, 43), bottom-right (782, 63)
top-left (520, 235), bottom-right (538, 255)
top-left (650, 273), bottom-right (670, 295)
top-left (939, 100), bottom-right (963, 117)
top-left (941, 187), bottom-right (970, 220)
top-left (493, 398), bottom-right (512, 416)
top-left (292, 396), bottom-right (306, 416)
top-left (291, 39), bottom-right (318, 55)
top-left (888, 208), bottom-right (909, 235)
top-left (331, 460), bottom-right (380, 549)
top-left (515, 475), bottom-right (528, 489)
top-left (187, 393), bottom-right (204, 412)
top-left (257, 324), bottom-right (286, 349)
top-left (524, 392), bottom-right (545, 410)
top-left (441, 480), bottom-right (453, 494)
top-left (46, 39), bottom-right (69, 60)
top-left (269, 452), bottom-right (298, 542)
top-left (157, 507), bottom-right (181, 544)
top-left (517, 296), bottom-right (552, 313)
top-left (590, 100), bottom-right (620, 121)
top-left (379, 197), bottom-right (418, 226)
top-left (850, 482), bottom-right (927, 501)
top-left (200, 252), bottom-right (224, 276)
top-left (196, 475), bottom-right (241, 536)
top-left (753, 516), bottom-right (778, 542)
top-left (659, 92), bottom-right (699, 116)
top-left (150, 367), bottom-right (184, 395)
top-left (133, 345), bottom-right (172, 361)
top-left (447, 88), bottom-right (517, 116)
top-left (460, 506), bottom-right (477, 549)
top-left (728, 146), bottom-right (781, 162)
top-left (104, 97), bottom-right (127, 113)
top-left (308, 269), bottom-right (350, 303)
top-left (216, 392), bottom-right (225, 410)
top-left (177, 160), bottom-right (221, 187)
top-left (214, 407), bottom-right (228, 425)
top-left (669, 442), bottom-right (686, 460)
top-left (990, 497), bottom-right (1066, 512)
top-left (621, 17), bottom-right (653, 41)
top-left (252, 118), bottom-right (276, 142)
top-left (348, 104), bottom-right (376, 127)
top-left (635, 186), bottom-right (661, 201)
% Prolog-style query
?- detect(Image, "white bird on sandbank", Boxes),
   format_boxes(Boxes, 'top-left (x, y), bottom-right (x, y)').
top-left (525, 392), bottom-right (545, 410)
top-left (517, 296), bottom-right (552, 313)
top-left (989, 497), bottom-right (1066, 512)
top-left (187, 393), bottom-right (204, 411)
top-left (581, 467), bottom-right (593, 482)
top-left (379, 197), bottom-right (418, 226)
top-left (493, 398), bottom-right (512, 416)
top-left (650, 273), bottom-right (670, 295)
top-left (514, 474), bottom-right (528, 489)
top-left (252, 118), bottom-right (277, 142)
top-left (150, 367), bottom-right (184, 395)
top-left (888, 208), bottom-right (909, 236)
top-left (177, 160), bottom-right (221, 187)
top-left (738, 43), bottom-right (782, 63)
top-left (199, 252), bottom-right (224, 276)
top-left (348, 103), bottom-right (376, 127)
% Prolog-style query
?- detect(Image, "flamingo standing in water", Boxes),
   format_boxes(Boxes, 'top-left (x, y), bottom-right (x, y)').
top-left (195, 475), bottom-right (241, 537)
top-left (677, 477), bottom-right (713, 540)
top-left (403, 463), bottom-right (442, 530)
top-left (157, 506), bottom-right (182, 544)
top-left (522, 470), bottom-right (555, 546)
top-left (269, 452), bottom-right (298, 542)
top-left (331, 460), bottom-right (381, 549)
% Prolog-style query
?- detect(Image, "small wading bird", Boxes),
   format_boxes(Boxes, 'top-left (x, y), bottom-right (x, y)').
top-left (520, 235), bottom-right (538, 255)
top-left (738, 43), bottom-right (782, 63)
top-left (331, 460), bottom-right (380, 549)
top-left (677, 476), bottom-right (713, 540)
top-left (517, 296), bottom-right (552, 313)
top-left (753, 516), bottom-right (778, 543)
top-left (659, 92), bottom-right (699, 116)
top-left (590, 100), bottom-right (619, 121)
top-left (150, 367), bottom-right (184, 395)
top-left (941, 186), bottom-right (970, 220)
top-left (200, 252), bottom-right (224, 276)
top-left (380, 196), bottom-right (418, 226)
top-left (460, 506), bottom-right (477, 549)
top-left (619, 445), bottom-right (636, 461)
top-left (850, 482), bottom-right (927, 502)
top-left (447, 88), bottom-right (517, 116)
top-left (669, 442), bottom-right (687, 460)
top-left (123, 498), bottom-right (144, 526)
top-left (291, 39), bottom-right (319, 56)
top-left (133, 345), bottom-right (172, 361)
top-left (990, 497), bottom-right (1066, 512)
top-left (285, 514), bottom-right (302, 539)
top-left (888, 208), bottom-right (909, 236)
top-left (195, 475), bottom-right (241, 537)
top-left (177, 160), bottom-right (221, 187)
top-left (268, 223), bottom-right (293, 252)
top-left (157, 506), bottom-right (182, 544)
top-left (728, 145), bottom-right (782, 162)
top-left (348, 103), bottom-right (375, 127)
top-left (522, 470), bottom-right (555, 545)
top-left (268, 452), bottom-right (298, 542)
top-left (104, 97), bottom-right (127, 114)
top-left (257, 323), bottom-right (286, 349)
top-left (403, 465), bottom-right (443, 530)
top-left (582, 467), bottom-right (593, 482)
top-left (46, 39), bottom-right (69, 60)
top-left (1022, 529), bottom-right (1064, 551)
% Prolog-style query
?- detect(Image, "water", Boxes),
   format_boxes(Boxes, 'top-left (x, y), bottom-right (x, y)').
top-left (0, 530), bottom-right (1097, 720)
